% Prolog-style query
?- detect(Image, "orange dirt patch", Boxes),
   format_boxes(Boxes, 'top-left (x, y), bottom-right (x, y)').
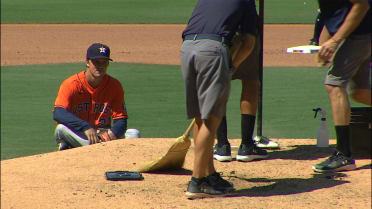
top-left (1, 25), bottom-right (370, 209)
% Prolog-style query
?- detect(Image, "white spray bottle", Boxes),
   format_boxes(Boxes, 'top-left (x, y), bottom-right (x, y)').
top-left (313, 108), bottom-right (329, 147)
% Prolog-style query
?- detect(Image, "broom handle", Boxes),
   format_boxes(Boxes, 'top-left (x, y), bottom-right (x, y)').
top-left (183, 118), bottom-right (195, 137)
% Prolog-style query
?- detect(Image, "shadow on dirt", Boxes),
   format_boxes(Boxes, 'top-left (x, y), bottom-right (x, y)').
top-left (228, 172), bottom-right (351, 197)
top-left (266, 144), bottom-right (336, 160)
top-left (145, 168), bottom-right (193, 176)
top-left (230, 144), bottom-right (337, 161)
top-left (263, 144), bottom-right (371, 161)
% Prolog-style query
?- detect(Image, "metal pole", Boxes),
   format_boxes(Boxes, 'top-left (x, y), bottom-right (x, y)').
top-left (257, 0), bottom-right (264, 136)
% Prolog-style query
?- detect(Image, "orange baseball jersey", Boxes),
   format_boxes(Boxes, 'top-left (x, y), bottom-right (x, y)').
top-left (54, 71), bottom-right (128, 129)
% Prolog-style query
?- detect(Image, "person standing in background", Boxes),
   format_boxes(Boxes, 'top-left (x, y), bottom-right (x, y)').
top-left (309, 8), bottom-right (325, 46)
top-left (313, 0), bottom-right (371, 173)
top-left (214, 0), bottom-right (279, 163)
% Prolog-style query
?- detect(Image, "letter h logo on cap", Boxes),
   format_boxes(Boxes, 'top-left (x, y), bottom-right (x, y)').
top-left (86, 43), bottom-right (113, 61)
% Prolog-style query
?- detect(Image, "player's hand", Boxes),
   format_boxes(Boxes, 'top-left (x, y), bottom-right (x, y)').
top-left (107, 129), bottom-right (117, 140)
top-left (84, 128), bottom-right (101, 144)
top-left (318, 38), bottom-right (340, 66)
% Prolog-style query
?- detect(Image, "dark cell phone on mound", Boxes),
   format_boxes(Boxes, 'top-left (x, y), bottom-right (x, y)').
top-left (105, 171), bottom-right (144, 181)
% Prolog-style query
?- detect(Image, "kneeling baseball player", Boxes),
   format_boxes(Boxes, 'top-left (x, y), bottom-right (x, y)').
top-left (53, 43), bottom-right (128, 150)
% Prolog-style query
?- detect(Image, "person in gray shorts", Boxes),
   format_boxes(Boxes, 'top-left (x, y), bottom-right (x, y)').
top-left (313, 0), bottom-right (371, 173)
top-left (181, 39), bottom-right (232, 121)
top-left (180, 0), bottom-right (256, 199)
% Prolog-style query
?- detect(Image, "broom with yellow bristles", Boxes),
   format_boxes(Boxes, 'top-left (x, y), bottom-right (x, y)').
top-left (137, 119), bottom-right (195, 172)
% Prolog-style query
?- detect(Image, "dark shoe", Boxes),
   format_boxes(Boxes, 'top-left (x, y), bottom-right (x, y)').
top-left (309, 39), bottom-right (319, 46)
top-left (205, 172), bottom-right (234, 192)
top-left (185, 178), bottom-right (227, 199)
top-left (312, 151), bottom-right (356, 173)
top-left (236, 143), bottom-right (268, 162)
top-left (213, 144), bottom-right (232, 162)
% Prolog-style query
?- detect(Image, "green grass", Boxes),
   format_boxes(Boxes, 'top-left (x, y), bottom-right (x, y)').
top-left (3, 63), bottom-right (368, 160)
top-left (226, 66), bottom-right (333, 139)
top-left (265, 1), bottom-right (318, 23)
top-left (1, 0), bottom-right (197, 24)
top-left (1, 0), bottom-right (318, 24)
top-left (1, 63), bottom-right (187, 160)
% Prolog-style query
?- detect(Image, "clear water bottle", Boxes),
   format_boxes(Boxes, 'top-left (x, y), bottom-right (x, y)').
top-left (313, 108), bottom-right (329, 147)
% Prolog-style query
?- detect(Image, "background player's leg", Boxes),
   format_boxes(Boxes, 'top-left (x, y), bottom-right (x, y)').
top-left (309, 10), bottom-right (324, 46)
top-left (312, 85), bottom-right (356, 173)
top-left (214, 116), bottom-right (232, 162)
top-left (236, 80), bottom-right (268, 161)
top-left (242, 80), bottom-right (280, 149)
top-left (240, 80), bottom-right (258, 145)
top-left (55, 124), bottom-right (89, 150)
top-left (326, 85), bottom-right (351, 156)
top-left (240, 80), bottom-right (258, 115)
top-left (216, 116), bottom-right (229, 145)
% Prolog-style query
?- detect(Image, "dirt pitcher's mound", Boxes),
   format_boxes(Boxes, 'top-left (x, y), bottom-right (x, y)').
top-left (1, 138), bottom-right (371, 209)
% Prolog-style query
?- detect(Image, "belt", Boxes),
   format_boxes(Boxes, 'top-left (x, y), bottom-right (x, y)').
top-left (183, 34), bottom-right (231, 47)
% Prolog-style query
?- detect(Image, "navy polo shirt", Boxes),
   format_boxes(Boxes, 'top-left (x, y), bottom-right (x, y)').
top-left (182, 0), bottom-right (255, 42)
top-left (319, 0), bottom-right (371, 36)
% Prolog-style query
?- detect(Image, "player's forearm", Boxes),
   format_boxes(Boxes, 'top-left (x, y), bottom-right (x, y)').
top-left (53, 107), bottom-right (91, 132)
top-left (331, 0), bottom-right (369, 43)
top-left (111, 118), bottom-right (127, 138)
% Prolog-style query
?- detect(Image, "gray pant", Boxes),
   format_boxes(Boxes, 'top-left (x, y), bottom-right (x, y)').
top-left (325, 34), bottom-right (371, 90)
top-left (181, 39), bottom-right (233, 120)
top-left (55, 124), bottom-right (89, 147)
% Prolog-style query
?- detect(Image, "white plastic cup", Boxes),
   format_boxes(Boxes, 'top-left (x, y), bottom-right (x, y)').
top-left (125, 128), bottom-right (141, 139)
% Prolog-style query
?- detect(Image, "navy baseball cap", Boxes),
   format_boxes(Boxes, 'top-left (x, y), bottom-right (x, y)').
top-left (86, 43), bottom-right (113, 61)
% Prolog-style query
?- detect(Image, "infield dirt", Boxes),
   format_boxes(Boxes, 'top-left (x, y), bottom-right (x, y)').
top-left (2, 24), bottom-right (323, 66)
top-left (1, 24), bottom-right (371, 209)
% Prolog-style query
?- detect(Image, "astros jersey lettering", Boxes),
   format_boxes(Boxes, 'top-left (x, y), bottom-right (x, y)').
top-left (54, 71), bottom-right (128, 129)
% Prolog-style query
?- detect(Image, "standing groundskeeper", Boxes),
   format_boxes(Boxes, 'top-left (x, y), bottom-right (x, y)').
top-left (313, 0), bottom-right (371, 172)
top-left (180, 0), bottom-right (257, 199)
top-left (214, 0), bottom-right (278, 163)
top-left (53, 43), bottom-right (128, 150)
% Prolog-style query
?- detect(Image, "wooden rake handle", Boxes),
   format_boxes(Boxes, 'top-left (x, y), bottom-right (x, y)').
top-left (183, 118), bottom-right (195, 137)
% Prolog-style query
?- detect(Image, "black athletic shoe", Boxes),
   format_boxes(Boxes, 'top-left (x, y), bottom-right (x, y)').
top-left (185, 178), bottom-right (227, 199)
top-left (213, 144), bottom-right (232, 162)
top-left (205, 172), bottom-right (234, 192)
top-left (312, 151), bottom-right (356, 173)
top-left (236, 143), bottom-right (268, 162)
